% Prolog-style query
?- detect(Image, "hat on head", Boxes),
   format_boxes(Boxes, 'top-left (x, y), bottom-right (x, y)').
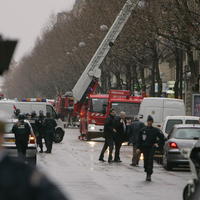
top-left (147, 115), bottom-right (154, 122)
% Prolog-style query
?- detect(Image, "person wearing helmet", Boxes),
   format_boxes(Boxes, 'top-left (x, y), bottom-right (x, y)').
top-left (43, 112), bottom-right (57, 153)
top-left (36, 110), bottom-right (45, 153)
top-left (12, 114), bottom-right (33, 160)
top-left (13, 108), bottom-right (21, 119)
top-left (136, 115), bottom-right (164, 182)
top-left (0, 118), bottom-right (69, 200)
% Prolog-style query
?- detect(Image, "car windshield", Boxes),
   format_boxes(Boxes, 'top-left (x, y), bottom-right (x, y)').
top-left (90, 98), bottom-right (108, 114)
top-left (111, 102), bottom-right (140, 117)
top-left (173, 128), bottom-right (200, 139)
top-left (5, 123), bottom-right (14, 133)
top-left (165, 119), bottom-right (183, 134)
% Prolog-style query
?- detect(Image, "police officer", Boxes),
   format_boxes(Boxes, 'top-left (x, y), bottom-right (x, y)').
top-left (129, 116), bottom-right (145, 166)
top-left (12, 114), bottom-right (34, 160)
top-left (43, 112), bottom-right (57, 153)
top-left (30, 111), bottom-right (37, 135)
top-left (99, 109), bottom-right (116, 162)
top-left (36, 110), bottom-right (45, 153)
top-left (136, 115), bottom-right (164, 181)
top-left (13, 108), bottom-right (21, 119)
top-left (113, 111), bottom-right (127, 162)
top-left (0, 118), bottom-right (69, 200)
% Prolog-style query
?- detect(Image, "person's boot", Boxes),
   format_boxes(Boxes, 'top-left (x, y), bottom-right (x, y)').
top-left (99, 154), bottom-right (105, 162)
top-left (146, 173), bottom-right (151, 182)
top-left (39, 148), bottom-right (43, 153)
top-left (108, 155), bottom-right (113, 163)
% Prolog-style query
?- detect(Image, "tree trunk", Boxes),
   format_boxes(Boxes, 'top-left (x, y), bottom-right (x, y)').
top-left (174, 47), bottom-right (180, 98)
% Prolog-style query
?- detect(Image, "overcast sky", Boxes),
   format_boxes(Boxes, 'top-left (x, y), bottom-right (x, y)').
top-left (0, 0), bottom-right (75, 61)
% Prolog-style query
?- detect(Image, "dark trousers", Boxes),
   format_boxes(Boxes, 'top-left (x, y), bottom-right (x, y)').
top-left (37, 133), bottom-right (43, 151)
top-left (142, 147), bottom-right (155, 175)
top-left (132, 145), bottom-right (141, 165)
top-left (16, 140), bottom-right (28, 160)
top-left (99, 137), bottom-right (114, 160)
top-left (45, 133), bottom-right (53, 153)
top-left (114, 140), bottom-right (122, 161)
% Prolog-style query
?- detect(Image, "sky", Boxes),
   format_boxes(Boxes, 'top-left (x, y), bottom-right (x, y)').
top-left (0, 0), bottom-right (75, 61)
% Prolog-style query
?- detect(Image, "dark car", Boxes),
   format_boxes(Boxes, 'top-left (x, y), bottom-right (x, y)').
top-left (163, 124), bottom-right (200, 170)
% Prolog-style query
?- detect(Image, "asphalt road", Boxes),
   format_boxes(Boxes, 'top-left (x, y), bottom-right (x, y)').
top-left (38, 128), bottom-right (191, 200)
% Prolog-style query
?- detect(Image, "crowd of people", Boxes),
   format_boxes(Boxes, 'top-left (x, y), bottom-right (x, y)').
top-left (12, 109), bottom-right (57, 160)
top-left (99, 109), bottom-right (165, 182)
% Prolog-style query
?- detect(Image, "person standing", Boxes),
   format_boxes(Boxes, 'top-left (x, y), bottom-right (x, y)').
top-left (136, 115), bottom-right (164, 181)
top-left (36, 110), bottom-right (45, 153)
top-left (43, 112), bottom-right (57, 153)
top-left (129, 117), bottom-right (145, 166)
top-left (12, 114), bottom-right (34, 160)
top-left (99, 109), bottom-right (116, 162)
top-left (113, 111), bottom-right (127, 162)
top-left (0, 118), bottom-right (69, 200)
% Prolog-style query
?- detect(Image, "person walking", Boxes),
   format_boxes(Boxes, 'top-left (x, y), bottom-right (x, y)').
top-left (113, 111), bottom-right (127, 162)
top-left (99, 109), bottom-right (116, 162)
top-left (0, 118), bottom-right (69, 200)
top-left (12, 114), bottom-right (34, 160)
top-left (43, 112), bottom-right (57, 153)
top-left (136, 115), bottom-right (164, 181)
top-left (129, 117), bottom-right (145, 166)
top-left (36, 110), bottom-right (45, 153)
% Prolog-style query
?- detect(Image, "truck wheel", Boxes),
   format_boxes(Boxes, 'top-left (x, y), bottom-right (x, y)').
top-left (54, 129), bottom-right (64, 143)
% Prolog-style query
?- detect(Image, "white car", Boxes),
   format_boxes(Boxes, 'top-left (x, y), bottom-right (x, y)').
top-left (162, 116), bottom-right (200, 138)
top-left (3, 119), bottom-right (37, 165)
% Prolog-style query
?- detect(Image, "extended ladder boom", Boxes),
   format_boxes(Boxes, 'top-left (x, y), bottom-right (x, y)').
top-left (72, 0), bottom-right (140, 102)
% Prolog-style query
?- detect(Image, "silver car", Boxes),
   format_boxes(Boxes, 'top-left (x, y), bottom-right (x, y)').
top-left (163, 124), bottom-right (200, 170)
top-left (3, 119), bottom-right (37, 165)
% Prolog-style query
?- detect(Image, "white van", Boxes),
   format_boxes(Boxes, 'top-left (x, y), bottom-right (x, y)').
top-left (0, 100), bottom-right (65, 143)
top-left (162, 116), bottom-right (200, 137)
top-left (138, 98), bottom-right (185, 128)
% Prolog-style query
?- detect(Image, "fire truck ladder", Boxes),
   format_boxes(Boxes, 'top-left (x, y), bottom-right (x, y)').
top-left (72, 0), bottom-right (141, 102)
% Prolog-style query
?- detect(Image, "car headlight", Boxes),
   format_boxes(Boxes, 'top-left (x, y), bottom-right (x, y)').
top-left (88, 124), bottom-right (95, 131)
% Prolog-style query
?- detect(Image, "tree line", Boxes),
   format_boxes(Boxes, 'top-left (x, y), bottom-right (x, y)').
top-left (2, 0), bottom-right (200, 101)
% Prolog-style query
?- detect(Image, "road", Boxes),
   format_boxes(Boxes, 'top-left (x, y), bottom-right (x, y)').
top-left (38, 128), bottom-right (191, 200)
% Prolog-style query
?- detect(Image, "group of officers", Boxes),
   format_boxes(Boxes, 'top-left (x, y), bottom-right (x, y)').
top-left (99, 109), bottom-right (165, 182)
top-left (12, 109), bottom-right (57, 160)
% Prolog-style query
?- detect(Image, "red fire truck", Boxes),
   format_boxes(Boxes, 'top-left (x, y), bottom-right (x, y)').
top-left (72, 0), bottom-right (142, 140)
top-left (55, 92), bottom-right (79, 127)
top-left (79, 90), bottom-right (143, 140)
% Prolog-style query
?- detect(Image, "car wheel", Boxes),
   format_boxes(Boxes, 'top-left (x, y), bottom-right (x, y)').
top-left (163, 154), bottom-right (173, 171)
top-left (53, 129), bottom-right (64, 143)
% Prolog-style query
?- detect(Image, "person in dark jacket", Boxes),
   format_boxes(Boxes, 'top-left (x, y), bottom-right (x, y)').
top-left (136, 115), bottom-right (164, 181)
top-left (43, 112), bottom-right (57, 153)
top-left (129, 117), bottom-right (145, 166)
top-left (12, 114), bottom-right (34, 160)
top-left (0, 119), bottom-right (69, 200)
top-left (113, 111), bottom-right (127, 162)
top-left (36, 110), bottom-right (45, 153)
top-left (99, 109), bottom-right (116, 162)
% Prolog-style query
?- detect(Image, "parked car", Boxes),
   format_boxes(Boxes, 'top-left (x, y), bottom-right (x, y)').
top-left (163, 124), bottom-right (200, 170)
top-left (139, 97), bottom-right (185, 128)
top-left (3, 119), bottom-right (37, 165)
top-left (162, 116), bottom-right (200, 138)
